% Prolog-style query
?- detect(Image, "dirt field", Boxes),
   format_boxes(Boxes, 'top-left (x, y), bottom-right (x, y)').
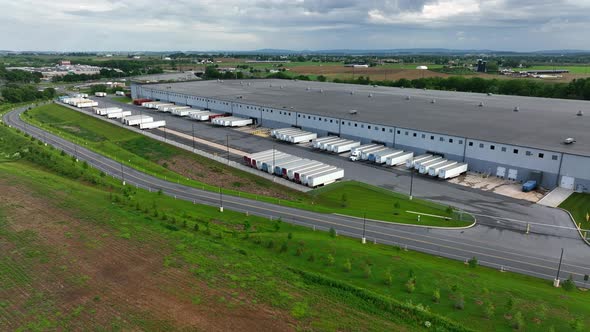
top-left (0, 180), bottom-right (294, 331)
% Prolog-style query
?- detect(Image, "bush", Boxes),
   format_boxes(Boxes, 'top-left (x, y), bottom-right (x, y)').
top-left (394, 201), bottom-right (401, 209)
top-left (512, 311), bottom-right (524, 330)
top-left (325, 254), bottom-right (335, 266)
top-left (384, 269), bottom-right (393, 286)
top-left (405, 278), bottom-right (416, 293)
top-left (295, 246), bottom-right (304, 257)
top-left (343, 259), bottom-right (352, 272)
top-left (506, 296), bottom-right (514, 311)
top-left (279, 242), bottom-right (288, 253)
top-left (468, 256), bottom-right (478, 268)
top-left (287, 232), bottom-right (292, 240)
top-left (193, 223), bottom-right (200, 232)
top-left (454, 293), bottom-right (465, 310)
top-left (363, 265), bottom-right (372, 279)
top-left (570, 317), bottom-right (585, 332)
top-left (484, 303), bottom-right (494, 319)
top-left (432, 288), bottom-right (440, 303)
top-left (562, 274), bottom-right (576, 291)
top-left (307, 253), bottom-right (315, 262)
top-left (266, 240), bottom-right (275, 249)
top-left (329, 227), bottom-right (336, 238)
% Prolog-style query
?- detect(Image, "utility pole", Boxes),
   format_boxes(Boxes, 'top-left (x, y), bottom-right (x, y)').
top-left (362, 211), bottom-right (367, 244)
top-left (226, 134), bottom-right (230, 164)
top-left (219, 186), bottom-right (224, 212)
top-left (409, 169), bottom-right (414, 200)
top-left (192, 123), bottom-right (195, 150)
top-left (554, 248), bottom-right (564, 287)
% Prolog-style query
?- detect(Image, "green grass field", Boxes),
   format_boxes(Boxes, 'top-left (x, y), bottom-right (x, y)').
top-left (560, 193), bottom-right (590, 232)
top-left (111, 96), bottom-right (132, 103)
top-left (0, 122), bottom-right (588, 330)
top-left (22, 103), bottom-right (471, 227)
top-left (517, 65), bottom-right (590, 74)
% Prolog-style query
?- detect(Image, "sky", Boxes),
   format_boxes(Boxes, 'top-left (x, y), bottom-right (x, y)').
top-left (1, 0), bottom-right (589, 52)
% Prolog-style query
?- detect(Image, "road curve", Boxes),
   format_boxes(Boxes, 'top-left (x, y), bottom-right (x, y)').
top-left (4, 105), bottom-right (590, 285)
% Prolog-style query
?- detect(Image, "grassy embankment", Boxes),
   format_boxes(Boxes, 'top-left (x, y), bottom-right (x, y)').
top-left (560, 193), bottom-right (590, 235)
top-left (22, 103), bottom-right (472, 227)
top-left (0, 117), bottom-right (588, 331)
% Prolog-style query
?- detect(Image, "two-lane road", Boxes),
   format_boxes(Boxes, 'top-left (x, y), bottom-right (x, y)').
top-left (5, 106), bottom-right (590, 285)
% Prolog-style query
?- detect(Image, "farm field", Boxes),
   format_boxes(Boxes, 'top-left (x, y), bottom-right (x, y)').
top-left (22, 103), bottom-right (472, 226)
top-left (0, 123), bottom-right (589, 331)
top-left (518, 65), bottom-right (590, 74)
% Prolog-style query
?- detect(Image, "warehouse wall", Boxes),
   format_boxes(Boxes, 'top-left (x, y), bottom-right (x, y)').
top-left (560, 154), bottom-right (590, 192)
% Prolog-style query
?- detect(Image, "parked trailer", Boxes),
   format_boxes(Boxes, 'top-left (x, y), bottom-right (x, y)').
top-left (419, 159), bottom-right (448, 174)
top-left (331, 140), bottom-right (361, 153)
top-left (277, 129), bottom-right (305, 141)
top-left (75, 100), bottom-right (98, 108)
top-left (133, 98), bottom-right (151, 105)
top-left (115, 91), bottom-right (126, 96)
top-left (323, 138), bottom-right (349, 151)
top-left (288, 161), bottom-right (324, 180)
top-left (375, 150), bottom-right (403, 164)
top-left (244, 149), bottom-right (274, 166)
top-left (363, 147), bottom-right (389, 161)
top-left (155, 103), bottom-right (175, 111)
top-left (273, 158), bottom-right (305, 175)
top-left (212, 116), bottom-right (253, 127)
top-left (271, 128), bottom-right (300, 138)
top-left (294, 164), bottom-right (333, 183)
top-left (439, 163), bottom-right (468, 179)
top-left (312, 136), bottom-right (341, 149)
top-left (406, 154), bottom-right (432, 168)
top-left (386, 151), bottom-right (414, 166)
top-left (287, 132), bottom-right (317, 144)
top-left (250, 150), bottom-right (279, 168)
top-left (94, 107), bottom-right (122, 115)
top-left (260, 154), bottom-right (292, 172)
top-left (428, 161), bottom-right (458, 177)
top-left (307, 168), bottom-right (344, 187)
top-left (189, 112), bottom-right (221, 121)
top-left (122, 115), bottom-right (154, 126)
top-left (94, 92), bottom-right (107, 97)
top-left (369, 148), bottom-right (397, 163)
top-left (173, 109), bottom-right (198, 117)
top-left (302, 166), bottom-right (338, 186)
top-left (139, 120), bottom-right (166, 130)
top-left (264, 155), bottom-right (300, 174)
top-left (107, 111), bottom-right (132, 119)
top-left (166, 106), bottom-right (190, 113)
top-left (282, 160), bottom-right (317, 178)
top-left (256, 152), bottom-right (289, 170)
top-left (414, 156), bottom-right (442, 170)
top-left (349, 144), bottom-right (380, 161)
top-left (143, 101), bottom-right (165, 108)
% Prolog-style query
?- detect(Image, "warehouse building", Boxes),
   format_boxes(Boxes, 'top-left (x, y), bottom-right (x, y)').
top-left (131, 79), bottom-right (590, 192)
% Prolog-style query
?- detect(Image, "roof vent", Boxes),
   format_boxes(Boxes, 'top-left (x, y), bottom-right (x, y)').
top-left (564, 137), bottom-right (576, 144)
top-left (349, 110), bottom-right (358, 115)
top-left (431, 99), bottom-right (436, 104)
top-left (237, 95), bottom-right (243, 99)
top-left (368, 93), bottom-right (373, 98)
top-left (247, 82), bottom-right (251, 86)
top-left (577, 110), bottom-right (583, 116)
top-left (350, 91), bottom-right (354, 95)
top-left (319, 89), bottom-right (324, 93)
top-left (514, 106), bottom-right (520, 112)
top-left (269, 84), bottom-right (273, 87)
top-left (240, 81), bottom-right (243, 85)
top-left (406, 95), bottom-right (411, 100)
top-left (280, 85), bottom-right (283, 89)
top-left (306, 86), bottom-right (310, 91)
top-left (479, 102), bottom-right (484, 107)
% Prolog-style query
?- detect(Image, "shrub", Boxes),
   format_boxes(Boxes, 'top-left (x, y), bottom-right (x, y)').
top-left (243, 220), bottom-right (251, 232)
top-left (287, 232), bottom-right (292, 240)
top-left (340, 193), bottom-right (348, 207)
top-left (562, 274), bottom-right (576, 291)
top-left (157, 189), bottom-right (163, 195)
top-left (570, 317), bottom-right (585, 332)
top-left (432, 288), bottom-right (440, 303)
top-left (505, 296), bottom-right (514, 311)
top-left (325, 254), bottom-right (335, 266)
top-left (405, 278), bottom-right (416, 293)
top-left (394, 201), bottom-right (401, 209)
top-left (484, 303), bottom-right (494, 319)
top-left (446, 206), bottom-right (454, 214)
top-left (536, 304), bottom-right (547, 321)
top-left (266, 240), bottom-right (275, 249)
top-left (512, 311), bottom-right (524, 330)
top-left (363, 264), bottom-right (372, 279)
top-left (193, 223), bottom-right (200, 232)
top-left (384, 269), bottom-right (393, 285)
top-left (295, 246), bottom-right (304, 257)
top-left (329, 227), bottom-right (336, 238)
top-left (182, 220), bottom-right (187, 228)
top-left (307, 253), bottom-right (315, 262)
top-left (273, 221), bottom-right (281, 232)
top-left (454, 293), bottom-right (465, 310)
top-left (279, 242), bottom-right (288, 253)
top-left (468, 256), bottom-right (478, 268)
top-left (343, 259), bottom-right (352, 272)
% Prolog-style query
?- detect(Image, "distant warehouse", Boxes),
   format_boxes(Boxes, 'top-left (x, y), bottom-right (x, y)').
top-left (131, 79), bottom-right (590, 191)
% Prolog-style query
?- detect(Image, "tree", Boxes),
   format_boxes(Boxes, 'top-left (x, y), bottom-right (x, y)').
top-left (513, 311), bottom-right (525, 330)
top-left (340, 193), bottom-right (348, 207)
top-left (329, 227), bottom-right (336, 238)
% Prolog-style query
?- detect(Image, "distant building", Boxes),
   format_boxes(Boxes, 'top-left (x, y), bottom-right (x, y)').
top-left (476, 59), bottom-right (487, 73)
top-left (344, 64), bottom-right (369, 68)
top-left (60, 60), bottom-right (71, 66)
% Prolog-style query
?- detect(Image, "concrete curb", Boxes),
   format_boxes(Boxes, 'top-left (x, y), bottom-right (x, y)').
top-left (332, 213), bottom-right (477, 230)
top-left (555, 207), bottom-right (590, 247)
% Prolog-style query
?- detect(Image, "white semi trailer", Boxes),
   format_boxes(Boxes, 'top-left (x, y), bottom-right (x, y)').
top-left (122, 115), bottom-right (154, 126)
top-left (332, 141), bottom-right (361, 154)
top-left (419, 158), bottom-right (448, 174)
top-left (439, 163), bottom-right (468, 179)
top-left (107, 111), bottom-right (132, 119)
top-left (386, 151), bottom-right (414, 166)
top-left (414, 156), bottom-right (442, 170)
top-left (375, 150), bottom-right (404, 164)
top-left (288, 162), bottom-right (324, 180)
top-left (406, 154), bottom-right (432, 168)
top-left (302, 166), bottom-right (337, 186)
top-left (349, 144), bottom-right (380, 161)
top-left (139, 120), bottom-right (166, 129)
top-left (307, 168), bottom-right (344, 187)
top-left (428, 161), bottom-right (458, 177)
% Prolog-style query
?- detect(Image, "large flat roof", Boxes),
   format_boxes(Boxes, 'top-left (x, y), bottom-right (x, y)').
top-left (144, 79), bottom-right (590, 156)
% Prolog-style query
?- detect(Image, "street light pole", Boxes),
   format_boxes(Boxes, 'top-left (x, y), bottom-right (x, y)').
top-left (409, 169), bottom-right (414, 200)
top-left (362, 211), bottom-right (367, 244)
top-left (554, 248), bottom-right (564, 287)
top-left (219, 186), bottom-right (224, 212)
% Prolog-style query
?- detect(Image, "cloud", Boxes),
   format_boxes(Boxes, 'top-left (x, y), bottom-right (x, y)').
top-left (0, 0), bottom-right (589, 51)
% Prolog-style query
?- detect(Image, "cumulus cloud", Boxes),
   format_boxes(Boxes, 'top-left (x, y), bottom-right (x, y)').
top-left (0, 0), bottom-right (588, 51)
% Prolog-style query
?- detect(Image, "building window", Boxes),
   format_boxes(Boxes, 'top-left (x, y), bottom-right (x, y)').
top-left (382, 128), bottom-right (385, 132)
top-left (318, 117), bottom-right (322, 121)
top-left (389, 129), bottom-right (393, 133)
top-left (479, 143), bottom-right (484, 148)
top-left (354, 123), bottom-right (358, 127)
top-left (341, 121), bottom-right (345, 124)
top-left (490, 145), bottom-right (495, 150)
top-left (368, 125), bottom-right (371, 129)
top-left (348, 122), bottom-right (351, 126)
top-left (513, 149), bottom-right (519, 154)
top-left (458, 139), bottom-right (463, 144)
top-left (449, 138), bottom-right (453, 143)
top-left (422, 134), bottom-right (426, 139)
top-left (375, 127), bottom-right (378, 131)
top-left (405, 131), bottom-right (409, 136)
top-left (298, 114), bottom-right (300, 117)
top-left (440, 137), bottom-right (444, 142)
top-left (324, 119), bottom-right (327, 122)
top-left (397, 130), bottom-right (401, 134)
top-left (330, 119), bottom-right (332, 123)
top-left (501, 147), bottom-right (506, 152)
top-left (430, 135), bottom-right (434, 140)
top-left (526, 151), bottom-right (532, 156)
top-left (361, 124), bottom-right (364, 128)
top-left (469, 142), bottom-right (473, 146)
top-left (308, 116), bottom-right (311, 119)
top-left (413, 133), bottom-right (417, 137)
top-left (552, 155), bottom-right (558, 160)
top-left (538, 153), bottom-right (544, 158)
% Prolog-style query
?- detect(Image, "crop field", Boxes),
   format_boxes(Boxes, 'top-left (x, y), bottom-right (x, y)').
top-left (0, 121), bottom-right (588, 331)
top-left (22, 103), bottom-right (471, 226)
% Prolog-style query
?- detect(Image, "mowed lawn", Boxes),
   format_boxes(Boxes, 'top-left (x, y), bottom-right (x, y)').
top-left (560, 193), bottom-right (590, 231)
top-left (23, 103), bottom-right (472, 227)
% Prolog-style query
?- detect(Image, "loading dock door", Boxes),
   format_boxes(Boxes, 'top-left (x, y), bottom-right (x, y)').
top-left (560, 176), bottom-right (575, 190)
top-left (507, 169), bottom-right (518, 181)
top-left (496, 167), bottom-right (506, 178)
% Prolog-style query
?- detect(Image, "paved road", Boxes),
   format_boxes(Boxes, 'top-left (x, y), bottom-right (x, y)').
top-left (6, 105), bottom-right (590, 285)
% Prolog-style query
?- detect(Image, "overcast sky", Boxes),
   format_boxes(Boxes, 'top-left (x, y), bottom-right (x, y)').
top-left (1, 0), bottom-right (589, 52)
